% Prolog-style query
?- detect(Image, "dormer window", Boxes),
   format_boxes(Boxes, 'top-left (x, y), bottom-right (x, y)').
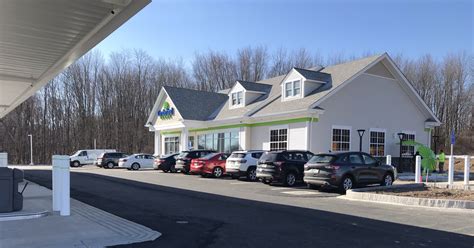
top-left (284, 80), bottom-right (301, 98)
top-left (231, 91), bottom-right (243, 106)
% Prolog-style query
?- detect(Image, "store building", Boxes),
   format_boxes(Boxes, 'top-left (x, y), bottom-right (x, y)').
top-left (145, 53), bottom-right (441, 158)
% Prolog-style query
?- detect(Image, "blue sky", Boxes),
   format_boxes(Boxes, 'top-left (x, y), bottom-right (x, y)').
top-left (94, 0), bottom-right (473, 63)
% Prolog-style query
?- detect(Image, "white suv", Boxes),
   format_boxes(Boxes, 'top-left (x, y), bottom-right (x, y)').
top-left (226, 150), bottom-right (264, 181)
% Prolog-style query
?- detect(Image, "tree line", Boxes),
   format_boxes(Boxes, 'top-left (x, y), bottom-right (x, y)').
top-left (0, 47), bottom-right (471, 164)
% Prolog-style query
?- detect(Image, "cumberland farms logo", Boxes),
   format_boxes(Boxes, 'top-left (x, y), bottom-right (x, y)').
top-left (158, 101), bottom-right (174, 120)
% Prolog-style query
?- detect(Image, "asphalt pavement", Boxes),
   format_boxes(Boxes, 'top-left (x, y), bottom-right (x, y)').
top-left (23, 166), bottom-right (474, 248)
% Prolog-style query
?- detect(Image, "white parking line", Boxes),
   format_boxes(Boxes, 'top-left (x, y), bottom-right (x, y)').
top-left (281, 191), bottom-right (321, 196)
top-left (230, 182), bottom-right (251, 185)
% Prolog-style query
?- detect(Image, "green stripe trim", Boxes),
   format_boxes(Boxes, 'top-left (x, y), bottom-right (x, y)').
top-left (189, 117), bottom-right (319, 132)
top-left (160, 117), bottom-right (319, 134)
top-left (424, 128), bottom-right (432, 132)
top-left (161, 130), bottom-right (181, 135)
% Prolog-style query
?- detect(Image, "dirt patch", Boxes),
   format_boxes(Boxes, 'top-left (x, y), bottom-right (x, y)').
top-left (376, 186), bottom-right (474, 201)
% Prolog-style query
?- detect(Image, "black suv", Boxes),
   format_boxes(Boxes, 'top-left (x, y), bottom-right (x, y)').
top-left (175, 150), bottom-right (215, 174)
top-left (303, 152), bottom-right (397, 192)
top-left (256, 150), bottom-right (314, 187)
top-left (98, 152), bottom-right (128, 169)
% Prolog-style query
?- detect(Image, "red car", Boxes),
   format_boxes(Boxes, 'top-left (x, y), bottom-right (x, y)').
top-left (190, 153), bottom-right (229, 178)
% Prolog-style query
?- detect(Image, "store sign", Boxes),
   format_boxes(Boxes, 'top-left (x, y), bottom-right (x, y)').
top-left (158, 101), bottom-right (174, 120)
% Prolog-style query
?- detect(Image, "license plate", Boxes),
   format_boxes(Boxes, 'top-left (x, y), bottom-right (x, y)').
top-left (310, 169), bottom-right (320, 174)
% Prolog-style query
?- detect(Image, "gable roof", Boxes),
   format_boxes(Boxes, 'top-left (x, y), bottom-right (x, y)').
top-left (236, 80), bottom-right (272, 93)
top-left (163, 86), bottom-right (228, 121)
top-left (247, 54), bottom-right (382, 117)
top-left (293, 68), bottom-right (331, 82)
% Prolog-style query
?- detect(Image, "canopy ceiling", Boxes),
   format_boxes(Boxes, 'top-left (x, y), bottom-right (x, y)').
top-left (0, 0), bottom-right (150, 118)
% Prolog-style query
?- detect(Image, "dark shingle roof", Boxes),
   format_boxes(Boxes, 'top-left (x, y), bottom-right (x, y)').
top-left (237, 80), bottom-right (272, 93)
top-left (294, 67), bottom-right (331, 83)
top-left (164, 86), bottom-right (228, 121)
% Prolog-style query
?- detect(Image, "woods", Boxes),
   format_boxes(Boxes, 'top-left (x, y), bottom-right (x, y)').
top-left (0, 47), bottom-right (472, 164)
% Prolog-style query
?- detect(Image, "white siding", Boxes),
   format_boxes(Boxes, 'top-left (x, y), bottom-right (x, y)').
top-left (311, 73), bottom-right (429, 156)
top-left (249, 122), bottom-right (309, 151)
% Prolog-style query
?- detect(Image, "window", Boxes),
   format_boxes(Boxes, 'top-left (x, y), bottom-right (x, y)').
top-left (286, 152), bottom-right (306, 161)
top-left (231, 91), bottom-right (243, 106)
top-left (79, 151), bottom-right (87, 156)
top-left (197, 131), bottom-right (239, 153)
top-left (284, 80), bottom-right (301, 98)
top-left (164, 136), bottom-right (180, 155)
top-left (332, 128), bottom-right (350, 151)
top-left (369, 131), bottom-right (385, 156)
top-left (188, 136), bottom-right (195, 150)
top-left (362, 154), bottom-right (377, 165)
top-left (270, 129), bottom-right (288, 151)
top-left (401, 133), bottom-right (416, 155)
top-left (348, 154), bottom-right (363, 164)
top-left (251, 152), bottom-right (263, 159)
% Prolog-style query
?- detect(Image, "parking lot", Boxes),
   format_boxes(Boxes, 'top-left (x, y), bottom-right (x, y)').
top-left (24, 165), bottom-right (474, 248)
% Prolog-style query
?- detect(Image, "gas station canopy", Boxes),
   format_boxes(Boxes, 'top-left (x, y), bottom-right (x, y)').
top-left (0, 0), bottom-right (151, 118)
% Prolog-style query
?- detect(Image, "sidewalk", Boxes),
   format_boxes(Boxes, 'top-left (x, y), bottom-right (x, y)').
top-left (0, 181), bottom-right (160, 248)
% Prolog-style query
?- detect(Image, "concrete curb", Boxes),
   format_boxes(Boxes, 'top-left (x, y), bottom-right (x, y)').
top-left (0, 210), bottom-right (49, 221)
top-left (344, 184), bottom-right (474, 210)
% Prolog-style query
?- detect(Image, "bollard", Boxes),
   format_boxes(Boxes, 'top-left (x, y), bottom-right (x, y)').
top-left (386, 155), bottom-right (392, 166)
top-left (0, 153), bottom-right (7, 167)
top-left (415, 155), bottom-right (421, 183)
top-left (464, 156), bottom-right (470, 190)
top-left (448, 155), bottom-right (454, 187)
top-left (52, 155), bottom-right (70, 216)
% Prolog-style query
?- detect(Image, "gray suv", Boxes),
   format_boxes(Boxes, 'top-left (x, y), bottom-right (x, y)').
top-left (303, 152), bottom-right (396, 192)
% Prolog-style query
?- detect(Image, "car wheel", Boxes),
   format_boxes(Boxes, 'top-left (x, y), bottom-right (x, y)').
top-left (106, 162), bottom-right (114, 169)
top-left (72, 161), bottom-right (80, 167)
top-left (213, 167), bottom-right (223, 178)
top-left (381, 173), bottom-right (394, 186)
top-left (262, 179), bottom-right (271, 184)
top-left (162, 169), bottom-right (169, 173)
top-left (131, 163), bottom-right (140, 171)
top-left (340, 175), bottom-right (354, 192)
top-left (246, 167), bottom-right (257, 181)
top-left (283, 172), bottom-right (297, 187)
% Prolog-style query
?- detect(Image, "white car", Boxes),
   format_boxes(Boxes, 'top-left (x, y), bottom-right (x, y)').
top-left (118, 154), bottom-right (155, 170)
top-left (226, 150), bottom-right (264, 181)
top-left (70, 149), bottom-right (116, 167)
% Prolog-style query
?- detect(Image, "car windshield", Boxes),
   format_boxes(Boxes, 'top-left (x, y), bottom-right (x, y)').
top-left (202, 153), bottom-right (218, 160)
top-left (177, 152), bottom-right (189, 159)
top-left (71, 150), bottom-right (81, 156)
top-left (308, 155), bottom-right (336, 164)
top-left (229, 153), bottom-right (246, 159)
top-left (163, 154), bottom-right (176, 159)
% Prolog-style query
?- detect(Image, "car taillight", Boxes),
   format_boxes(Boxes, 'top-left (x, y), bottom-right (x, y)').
top-left (324, 165), bottom-right (340, 170)
top-left (274, 161), bottom-right (284, 166)
top-left (122, 159), bottom-right (127, 162)
top-left (239, 159), bottom-right (247, 163)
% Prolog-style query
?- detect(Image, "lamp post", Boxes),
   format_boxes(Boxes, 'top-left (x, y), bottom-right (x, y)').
top-left (357, 129), bottom-right (365, 152)
top-left (397, 132), bottom-right (405, 173)
top-left (28, 134), bottom-right (33, 165)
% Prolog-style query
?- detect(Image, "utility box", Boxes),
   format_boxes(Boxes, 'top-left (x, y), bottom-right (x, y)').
top-left (0, 167), bottom-right (24, 212)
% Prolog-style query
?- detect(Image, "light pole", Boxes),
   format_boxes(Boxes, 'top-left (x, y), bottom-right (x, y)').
top-left (357, 129), bottom-right (365, 152)
top-left (397, 132), bottom-right (405, 173)
top-left (28, 134), bottom-right (33, 165)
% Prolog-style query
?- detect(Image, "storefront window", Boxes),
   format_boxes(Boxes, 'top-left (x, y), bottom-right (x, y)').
top-left (197, 131), bottom-right (239, 153)
top-left (401, 133), bottom-right (416, 155)
top-left (164, 136), bottom-right (180, 155)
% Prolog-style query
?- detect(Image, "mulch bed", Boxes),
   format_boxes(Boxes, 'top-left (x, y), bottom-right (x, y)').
top-left (376, 186), bottom-right (474, 201)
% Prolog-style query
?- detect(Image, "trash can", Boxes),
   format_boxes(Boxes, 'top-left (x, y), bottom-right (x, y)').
top-left (0, 167), bottom-right (24, 212)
